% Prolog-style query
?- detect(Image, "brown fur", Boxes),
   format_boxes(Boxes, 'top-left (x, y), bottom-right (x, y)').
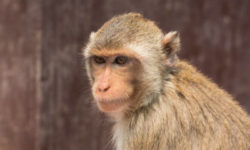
top-left (83, 13), bottom-right (250, 150)
top-left (118, 61), bottom-right (250, 150)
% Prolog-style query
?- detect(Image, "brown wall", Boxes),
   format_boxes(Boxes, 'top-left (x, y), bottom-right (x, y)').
top-left (0, 0), bottom-right (249, 150)
top-left (0, 0), bottom-right (41, 150)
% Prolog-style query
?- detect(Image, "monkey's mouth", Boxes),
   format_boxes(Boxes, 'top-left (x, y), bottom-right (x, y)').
top-left (95, 98), bottom-right (129, 112)
top-left (97, 98), bottom-right (127, 104)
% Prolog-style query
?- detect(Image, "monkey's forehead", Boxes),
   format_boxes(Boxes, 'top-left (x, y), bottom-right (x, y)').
top-left (86, 47), bottom-right (142, 59)
top-left (88, 31), bottom-right (164, 58)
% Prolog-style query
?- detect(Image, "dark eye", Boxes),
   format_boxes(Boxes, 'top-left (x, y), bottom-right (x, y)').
top-left (93, 56), bottom-right (105, 64)
top-left (114, 56), bottom-right (129, 65)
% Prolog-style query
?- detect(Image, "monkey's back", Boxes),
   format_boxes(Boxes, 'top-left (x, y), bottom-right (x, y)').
top-left (161, 61), bottom-right (250, 149)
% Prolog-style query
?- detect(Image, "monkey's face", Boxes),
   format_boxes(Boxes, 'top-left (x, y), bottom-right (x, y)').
top-left (84, 13), bottom-right (181, 114)
top-left (87, 48), bottom-right (142, 113)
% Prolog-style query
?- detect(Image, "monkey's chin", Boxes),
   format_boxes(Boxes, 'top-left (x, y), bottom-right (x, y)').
top-left (96, 99), bottom-right (129, 113)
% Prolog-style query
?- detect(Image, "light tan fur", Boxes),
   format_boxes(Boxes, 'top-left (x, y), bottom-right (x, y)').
top-left (83, 13), bottom-right (250, 150)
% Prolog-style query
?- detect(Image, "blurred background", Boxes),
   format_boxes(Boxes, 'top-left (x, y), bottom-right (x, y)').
top-left (0, 0), bottom-right (249, 150)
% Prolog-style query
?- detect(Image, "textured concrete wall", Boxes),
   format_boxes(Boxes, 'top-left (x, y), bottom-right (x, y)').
top-left (0, 0), bottom-right (249, 150)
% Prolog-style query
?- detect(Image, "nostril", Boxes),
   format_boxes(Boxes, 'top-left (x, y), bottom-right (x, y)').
top-left (103, 86), bottom-right (110, 92)
top-left (98, 86), bottom-right (110, 92)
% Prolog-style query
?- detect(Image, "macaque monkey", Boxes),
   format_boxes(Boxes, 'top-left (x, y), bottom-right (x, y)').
top-left (83, 13), bottom-right (250, 150)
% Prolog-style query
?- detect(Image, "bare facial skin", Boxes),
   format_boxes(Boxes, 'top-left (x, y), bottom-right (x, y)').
top-left (83, 13), bottom-right (250, 150)
top-left (89, 49), bottom-right (141, 113)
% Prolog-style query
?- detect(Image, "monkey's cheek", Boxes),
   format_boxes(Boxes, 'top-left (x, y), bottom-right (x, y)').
top-left (96, 101), bottom-right (129, 113)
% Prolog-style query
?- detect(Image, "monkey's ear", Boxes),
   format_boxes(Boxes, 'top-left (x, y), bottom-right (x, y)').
top-left (162, 31), bottom-right (180, 66)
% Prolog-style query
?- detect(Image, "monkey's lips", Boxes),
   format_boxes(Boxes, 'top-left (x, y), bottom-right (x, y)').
top-left (95, 98), bottom-right (129, 112)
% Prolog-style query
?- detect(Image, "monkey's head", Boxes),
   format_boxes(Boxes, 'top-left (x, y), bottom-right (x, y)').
top-left (83, 13), bottom-right (180, 115)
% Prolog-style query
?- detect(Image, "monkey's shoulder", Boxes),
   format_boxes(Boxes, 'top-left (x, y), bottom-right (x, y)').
top-left (166, 60), bottom-right (250, 123)
top-left (169, 61), bottom-right (235, 101)
top-left (170, 61), bottom-right (225, 91)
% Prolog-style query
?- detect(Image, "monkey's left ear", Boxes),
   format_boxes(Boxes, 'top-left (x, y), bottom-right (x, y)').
top-left (162, 31), bottom-right (180, 66)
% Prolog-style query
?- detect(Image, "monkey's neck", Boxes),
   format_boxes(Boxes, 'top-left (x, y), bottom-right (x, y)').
top-left (112, 93), bottom-right (166, 150)
top-left (108, 95), bottom-right (158, 124)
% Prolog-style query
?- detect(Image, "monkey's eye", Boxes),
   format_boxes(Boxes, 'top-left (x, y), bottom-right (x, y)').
top-left (114, 56), bottom-right (129, 65)
top-left (93, 56), bottom-right (105, 64)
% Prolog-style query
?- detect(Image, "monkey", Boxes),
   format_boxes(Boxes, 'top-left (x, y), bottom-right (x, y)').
top-left (83, 13), bottom-right (250, 150)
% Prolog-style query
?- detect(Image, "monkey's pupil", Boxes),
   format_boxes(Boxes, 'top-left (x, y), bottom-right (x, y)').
top-left (115, 56), bottom-right (128, 65)
top-left (94, 56), bottom-right (105, 64)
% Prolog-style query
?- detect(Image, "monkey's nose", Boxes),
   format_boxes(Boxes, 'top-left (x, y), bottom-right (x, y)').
top-left (98, 85), bottom-right (110, 93)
